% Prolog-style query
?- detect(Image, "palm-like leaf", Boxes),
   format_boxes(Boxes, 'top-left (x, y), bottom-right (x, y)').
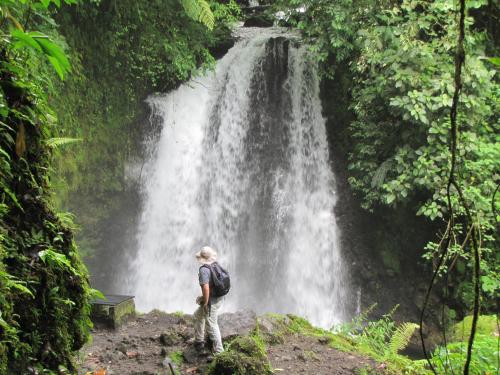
top-left (46, 137), bottom-right (82, 148)
top-left (388, 322), bottom-right (419, 354)
top-left (180, 0), bottom-right (215, 30)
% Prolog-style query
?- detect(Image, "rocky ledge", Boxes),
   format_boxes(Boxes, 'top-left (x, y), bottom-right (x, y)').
top-left (79, 310), bottom-right (383, 375)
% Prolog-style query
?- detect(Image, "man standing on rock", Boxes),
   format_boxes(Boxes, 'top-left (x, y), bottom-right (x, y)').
top-left (193, 246), bottom-right (230, 355)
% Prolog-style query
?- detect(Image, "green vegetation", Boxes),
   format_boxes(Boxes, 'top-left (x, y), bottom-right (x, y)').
top-left (169, 349), bottom-right (184, 366)
top-left (208, 335), bottom-right (273, 375)
top-left (262, 311), bottom-right (498, 375)
top-left (0, 0), bottom-right (497, 372)
top-left (276, 0), bottom-right (499, 315)
top-left (451, 314), bottom-right (497, 340)
top-left (0, 0), bottom-right (92, 372)
top-left (0, 0), bottom-right (236, 371)
top-left (261, 312), bottom-right (427, 374)
top-left (214, 313), bottom-right (498, 375)
top-left (428, 315), bottom-right (499, 374)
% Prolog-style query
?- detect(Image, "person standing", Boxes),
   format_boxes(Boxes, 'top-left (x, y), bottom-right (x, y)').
top-left (193, 246), bottom-right (230, 354)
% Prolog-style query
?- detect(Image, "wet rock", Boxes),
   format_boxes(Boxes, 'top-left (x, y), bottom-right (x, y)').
top-left (318, 336), bottom-right (330, 345)
top-left (99, 352), bottom-right (111, 363)
top-left (100, 349), bottom-right (126, 363)
top-left (257, 316), bottom-right (275, 334)
top-left (115, 351), bottom-right (126, 360)
top-left (243, 14), bottom-right (274, 27)
top-left (220, 310), bottom-right (257, 340)
top-left (159, 330), bottom-right (182, 346)
top-left (115, 342), bottom-right (127, 354)
top-left (183, 345), bottom-right (206, 364)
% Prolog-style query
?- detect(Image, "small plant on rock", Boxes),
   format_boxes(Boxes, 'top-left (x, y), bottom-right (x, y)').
top-left (207, 335), bottom-right (273, 375)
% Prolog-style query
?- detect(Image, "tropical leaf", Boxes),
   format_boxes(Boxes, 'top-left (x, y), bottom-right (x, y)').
top-left (197, 0), bottom-right (214, 30)
top-left (90, 288), bottom-right (106, 301)
top-left (38, 249), bottom-right (77, 274)
top-left (180, 0), bottom-right (215, 30)
top-left (486, 57), bottom-right (500, 67)
top-left (371, 158), bottom-right (393, 188)
top-left (2, 186), bottom-right (23, 211)
top-left (46, 137), bottom-right (82, 148)
top-left (15, 123), bottom-right (26, 156)
top-left (10, 29), bottom-right (71, 79)
top-left (388, 322), bottom-right (419, 355)
top-left (34, 35), bottom-right (71, 79)
top-left (0, 271), bottom-right (34, 298)
top-left (10, 29), bottom-right (42, 51)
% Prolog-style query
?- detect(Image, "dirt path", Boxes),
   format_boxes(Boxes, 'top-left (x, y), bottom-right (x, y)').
top-left (267, 334), bottom-right (379, 374)
top-left (78, 311), bottom-right (381, 375)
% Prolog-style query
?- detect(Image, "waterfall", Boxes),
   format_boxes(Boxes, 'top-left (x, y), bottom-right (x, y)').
top-left (127, 28), bottom-right (348, 328)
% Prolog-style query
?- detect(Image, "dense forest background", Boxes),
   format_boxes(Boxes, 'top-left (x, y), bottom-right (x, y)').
top-left (0, 0), bottom-right (498, 373)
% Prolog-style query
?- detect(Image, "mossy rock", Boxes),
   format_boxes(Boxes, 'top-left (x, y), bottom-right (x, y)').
top-left (451, 315), bottom-right (498, 341)
top-left (243, 14), bottom-right (274, 27)
top-left (160, 330), bottom-right (182, 346)
top-left (207, 336), bottom-right (272, 375)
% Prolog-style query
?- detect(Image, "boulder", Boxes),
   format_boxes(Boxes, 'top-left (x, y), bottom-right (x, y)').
top-left (159, 330), bottom-right (182, 346)
top-left (220, 311), bottom-right (257, 340)
top-left (183, 345), bottom-right (208, 365)
top-left (243, 15), bottom-right (274, 28)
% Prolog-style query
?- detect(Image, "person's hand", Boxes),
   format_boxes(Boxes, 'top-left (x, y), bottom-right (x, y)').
top-left (203, 304), bottom-right (209, 314)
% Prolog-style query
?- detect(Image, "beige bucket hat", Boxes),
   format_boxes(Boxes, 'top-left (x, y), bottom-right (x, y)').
top-left (195, 246), bottom-right (217, 265)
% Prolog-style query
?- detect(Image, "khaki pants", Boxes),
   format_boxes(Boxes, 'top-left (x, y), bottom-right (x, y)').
top-left (194, 297), bottom-right (224, 353)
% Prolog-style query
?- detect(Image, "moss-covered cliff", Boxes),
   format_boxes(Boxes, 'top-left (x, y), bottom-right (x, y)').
top-left (0, 2), bottom-right (92, 372)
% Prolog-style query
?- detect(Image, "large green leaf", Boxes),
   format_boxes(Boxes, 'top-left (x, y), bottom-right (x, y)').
top-left (10, 30), bottom-right (71, 79)
top-left (486, 57), bottom-right (500, 67)
top-left (10, 29), bottom-right (42, 52)
top-left (34, 35), bottom-right (71, 72)
top-left (181, 0), bottom-right (215, 30)
top-left (46, 137), bottom-right (82, 148)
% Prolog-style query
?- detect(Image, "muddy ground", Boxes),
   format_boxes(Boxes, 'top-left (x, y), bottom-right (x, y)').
top-left (78, 310), bottom-right (382, 375)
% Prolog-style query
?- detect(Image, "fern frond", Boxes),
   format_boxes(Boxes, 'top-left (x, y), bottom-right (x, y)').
top-left (46, 137), bottom-right (82, 148)
top-left (180, 0), bottom-right (215, 30)
top-left (181, 0), bottom-right (199, 19)
top-left (371, 158), bottom-right (392, 188)
top-left (197, 0), bottom-right (214, 30)
top-left (388, 322), bottom-right (419, 355)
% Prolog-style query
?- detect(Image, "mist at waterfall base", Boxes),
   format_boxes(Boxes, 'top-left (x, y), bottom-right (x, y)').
top-left (126, 28), bottom-right (349, 328)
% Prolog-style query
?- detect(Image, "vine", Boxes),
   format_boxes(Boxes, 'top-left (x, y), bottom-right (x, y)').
top-left (419, 0), bottom-right (483, 374)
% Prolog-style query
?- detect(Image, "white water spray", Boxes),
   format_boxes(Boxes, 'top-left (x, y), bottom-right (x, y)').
top-left (127, 28), bottom-right (348, 328)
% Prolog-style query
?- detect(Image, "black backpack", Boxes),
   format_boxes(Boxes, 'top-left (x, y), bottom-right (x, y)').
top-left (202, 262), bottom-right (230, 298)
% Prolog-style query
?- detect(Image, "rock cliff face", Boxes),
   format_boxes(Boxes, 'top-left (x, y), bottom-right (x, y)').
top-left (320, 73), bottom-right (441, 336)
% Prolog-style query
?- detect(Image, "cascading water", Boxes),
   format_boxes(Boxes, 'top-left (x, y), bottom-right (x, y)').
top-left (127, 28), bottom-right (348, 328)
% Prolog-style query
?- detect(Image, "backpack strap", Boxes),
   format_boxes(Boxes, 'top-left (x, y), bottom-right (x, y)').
top-left (200, 264), bottom-right (214, 303)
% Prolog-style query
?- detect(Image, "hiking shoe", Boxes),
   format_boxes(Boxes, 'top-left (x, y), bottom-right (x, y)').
top-left (194, 341), bottom-right (205, 352)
